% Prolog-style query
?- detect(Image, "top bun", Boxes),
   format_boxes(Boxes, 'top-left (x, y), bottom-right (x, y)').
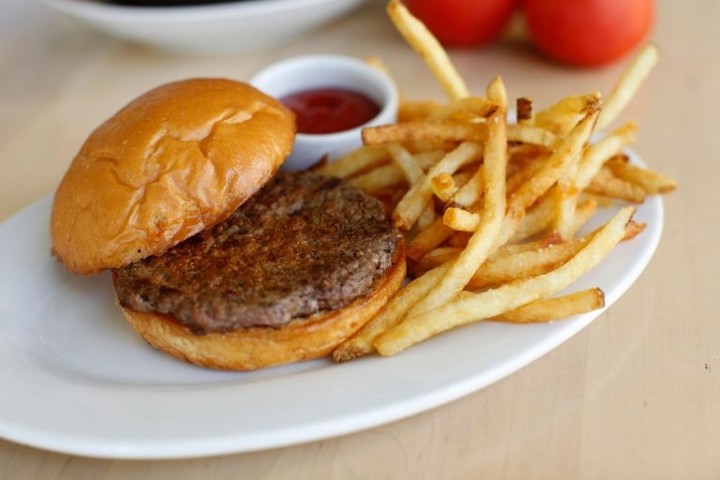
top-left (51, 79), bottom-right (296, 274)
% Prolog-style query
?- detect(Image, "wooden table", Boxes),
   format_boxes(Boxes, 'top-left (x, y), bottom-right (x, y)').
top-left (1, 0), bottom-right (718, 478)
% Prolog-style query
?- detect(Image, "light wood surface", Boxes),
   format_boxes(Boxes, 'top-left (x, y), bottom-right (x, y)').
top-left (1, 0), bottom-right (718, 478)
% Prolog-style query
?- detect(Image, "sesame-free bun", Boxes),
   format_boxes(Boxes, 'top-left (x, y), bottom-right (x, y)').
top-left (51, 78), bottom-right (296, 274)
top-left (120, 244), bottom-right (406, 371)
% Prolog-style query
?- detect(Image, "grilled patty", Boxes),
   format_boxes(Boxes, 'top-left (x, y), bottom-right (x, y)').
top-left (114, 171), bottom-right (402, 334)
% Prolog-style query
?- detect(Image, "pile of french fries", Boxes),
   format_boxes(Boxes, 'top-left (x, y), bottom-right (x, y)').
top-left (321, 0), bottom-right (675, 362)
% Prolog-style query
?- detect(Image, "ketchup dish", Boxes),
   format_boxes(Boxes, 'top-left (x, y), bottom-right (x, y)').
top-left (251, 55), bottom-right (398, 171)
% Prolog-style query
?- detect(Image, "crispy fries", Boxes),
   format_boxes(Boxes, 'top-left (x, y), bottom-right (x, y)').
top-left (329, 2), bottom-right (674, 362)
top-left (393, 141), bottom-right (483, 230)
top-left (386, 0), bottom-right (469, 100)
top-left (491, 288), bottom-right (605, 324)
top-left (374, 208), bottom-right (635, 356)
top-left (333, 263), bottom-right (453, 362)
top-left (605, 154), bottom-right (677, 194)
top-left (363, 122), bottom-right (487, 145)
top-left (407, 79), bottom-right (508, 314)
top-left (597, 43), bottom-right (660, 131)
top-left (315, 145), bottom-right (388, 179)
top-left (587, 167), bottom-right (647, 203)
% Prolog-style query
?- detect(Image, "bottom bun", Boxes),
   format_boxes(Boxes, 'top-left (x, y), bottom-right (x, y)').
top-left (122, 248), bottom-right (406, 370)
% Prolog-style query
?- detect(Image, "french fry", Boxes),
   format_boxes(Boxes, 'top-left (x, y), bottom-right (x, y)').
top-left (506, 124), bottom-right (557, 148)
top-left (516, 97), bottom-right (533, 123)
top-left (408, 78), bottom-right (508, 313)
top-left (430, 172), bottom-right (456, 202)
top-left (407, 217), bottom-right (454, 261)
top-left (510, 108), bottom-right (599, 214)
top-left (399, 99), bottom-right (441, 122)
top-left (623, 220), bottom-right (646, 241)
top-left (409, 246), bottom-right (461, 274)
top-left (393, 141), bottom-right (483, 230)
top-left (448, 165), bottom-right (484, 208)
top-left (386, 0), bottom-right (470, 100)
top-left (534, 92), bottom-right (601, 135)
top-left (417, 201), bottom-right (437, 230)
top-left (506, 152), bottom-right (549, 194)
top-left (374, 207), bottom-right (635, 356)
top-left (430, 169), bottom-right (474, 203)
top-left (315, 144), bottom-right (388, 178)
top-left (587, 167), bottom-right (647, 203)
top-left (443, 206), bottom-right (479, 232)
top-left (447, 230), bottom-right (473, 248)
top-left (350, 150), bottom-right (445, 193)
top-left (494, 233), bottom-right (564, 256)
top-left (363, 122), bottom-right (487, 145)
top-left (467, 237), bottom-right (588, 290)
top-left (490, 288), bottom-right (605, 323)
top-left (414, 218), bottom-right (639, 285)
top-left (429, 96), bottom-right (497, 123)
top-left (365, 55), bottom-right (393, 76)
top-left (333, 262), bottom-right (453, 362)
top-left (575, 122), bottom-right (638, 189)
top-left (387, 142), bottom-right (425, 184)
top-left (509, 193), bottom-right (554, 243)
top-left (605, 155), bottom-right (677, 194)
top-left (597, 43), bottom-right (659, 131)
top-left (328, 3), bottom-right (675, 363)
top-left (350, 163), bottom-right (407, 193)
top-left (568, 197), bottom-right (599, 238)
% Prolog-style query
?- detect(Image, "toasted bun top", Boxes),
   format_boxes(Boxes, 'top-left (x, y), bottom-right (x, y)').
top-left (50, 79), bottom-right (296, 275)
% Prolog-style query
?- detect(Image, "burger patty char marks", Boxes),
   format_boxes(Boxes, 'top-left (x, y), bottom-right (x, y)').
top-left (114, 171), bottom-right (402, 334)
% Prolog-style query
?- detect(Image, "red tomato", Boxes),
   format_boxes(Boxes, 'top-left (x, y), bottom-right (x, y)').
top-left (406, 0), bottom-right (517, 48)
top-left (523, 0), bottom-right (654, 67)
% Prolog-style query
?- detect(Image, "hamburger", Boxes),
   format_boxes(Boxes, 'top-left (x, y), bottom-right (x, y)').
top-left (50, 78), bottom-right (405, 370)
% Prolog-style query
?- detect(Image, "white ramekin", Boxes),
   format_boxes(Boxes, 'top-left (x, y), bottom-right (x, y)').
top-left (250, 54), bottom-right (398, 171)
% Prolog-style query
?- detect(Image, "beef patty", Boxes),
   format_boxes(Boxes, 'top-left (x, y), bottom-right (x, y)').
top-left (114, 171), bottom-right (402, 334)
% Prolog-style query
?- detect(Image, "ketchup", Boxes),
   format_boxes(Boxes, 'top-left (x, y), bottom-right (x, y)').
top-left (281, 88), bottom-right (380, 134)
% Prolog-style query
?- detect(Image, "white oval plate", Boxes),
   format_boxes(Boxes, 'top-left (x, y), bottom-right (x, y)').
top-left (0, 153), bottom-right (662, 459)
top-left (43, 0), bottom-right (367, 54)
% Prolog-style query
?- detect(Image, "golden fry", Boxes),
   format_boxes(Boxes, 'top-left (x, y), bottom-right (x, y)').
top-left (491, 288), bottom-right (605, 324)
top-left (409, 84), bottom-right (508, 313)
top-left (467, 238), bottom-right (588, 290)
top-left (409, 246), bottom-right (460, 274)
top-left (387, 142), bottom-right (425, 184)
top-left (506, 124), bottom-right (557, 148)
top-left (576, 122), bottom-right (638, 189)
top-left (587, 167), bottom-right (647, 203)
top-left (363, 121), bottom-right (487, 145)
top-left (430, 172), bottom-right (456, 202)
top-left (393, 141), bottom-right (483, 230)
top-left (333, 263), bottom-right (452, 362)
top-left (374, 207), bottom-right (635, 356)
top-left (443, 206), bottom-right (479, 232)
top-left (386, 0), bottom-right (470, 100)
top-left (399, 99), bottom-right (441, 123)
top-left (568, 197), bottom-right (599, 238)
top-left (597, 43), bottom-right (660, 131)
top-left (510, 108), bottom-right (599, 214)
top-left (330, 5), bottom-right (674, 362)
top-left (533, 92), bottom-right (601, 135)
top-left (605, 155), bottom-right (677, 194)
top-left (407, 217), bottom-right (454, 261)
top-left (428, 96), bottom-right (497, 123)
top-left (516, 97), bottom-right (533, 123)
top-left (350, 150), bottom-right (444, 193)
top-left (315, 145), bottom-right (388, 178)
